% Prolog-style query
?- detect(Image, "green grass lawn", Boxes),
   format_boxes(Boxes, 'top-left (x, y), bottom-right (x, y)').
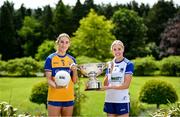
top-left (0, 76), bottom-right (180, 116)
top-left (0, 77), bottom-right (47, 115)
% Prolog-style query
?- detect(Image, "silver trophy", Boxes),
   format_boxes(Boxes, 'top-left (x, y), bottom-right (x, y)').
top-left (78, 63), bottom-right (107, 90)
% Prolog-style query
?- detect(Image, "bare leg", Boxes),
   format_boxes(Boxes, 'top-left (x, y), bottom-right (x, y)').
top-left (117, 113), bottom-right (129, 117)
top-left (107, 113), bottom-right (116, 117)
top-left (107, 113), bottom-right (129, 117)
top-left (48, 104), bottom-right (62, 117)
top-left (62, 106), bottom-right (74, 117)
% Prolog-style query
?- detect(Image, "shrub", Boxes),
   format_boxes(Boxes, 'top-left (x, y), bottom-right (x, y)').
top-left (150, 102), bottom-right (180, 117)
top-left (132, 56), bottom-right (158, 76)
top-left (30, 80), bottom-right (87, 116)
top-left (35, 40), bottom-right (55, 61)
top-left (159, 56), bottom-right (180, 76)
top-left (0, 102), bottom-right (17, 116)
top-left (0, 60), bottom-right (7, 76)
top-left (29, 81), bottom-right (48, 108)
top-left (6, 57), bottom-right (41, 76)
top-left (73, 80), bottom-right (87, 116)
top-left (139, 79), bottom-right (178, 109)
top-left (130, 99), bottom-right (142, 116)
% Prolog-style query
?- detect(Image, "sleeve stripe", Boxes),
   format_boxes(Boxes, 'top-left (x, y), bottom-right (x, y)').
top-left (45, 69), bottom-right (52, 71)
top-left (125, 71), bottom-right (133, 74)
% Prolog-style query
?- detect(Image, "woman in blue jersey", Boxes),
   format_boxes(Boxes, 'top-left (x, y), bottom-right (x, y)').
top-left (44, 33), bottom-right (78, 117)
top-left (103, 40), bottom-right (134, 117)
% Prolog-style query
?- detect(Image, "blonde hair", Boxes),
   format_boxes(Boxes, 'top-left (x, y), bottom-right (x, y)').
top-left (56, 33), bottom-right (70, 44)
top-left (111, 40), bottom-right (124, 51)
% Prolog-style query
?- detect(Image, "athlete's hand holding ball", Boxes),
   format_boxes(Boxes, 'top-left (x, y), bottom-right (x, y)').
top-left (55, 70), bottom-right (71, 88)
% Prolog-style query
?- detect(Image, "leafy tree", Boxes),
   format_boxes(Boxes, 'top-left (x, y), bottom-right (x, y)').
top-left (159, 12), bottom-right (180, 58)
top-left (0, 1), bottom-right (18, 60)
top-left (14, 4), bottom-right (27, 30)
top-left (72, 0), bottom-right (84, 33)
top-left (54, 0), bottom-right (73, 36)
top-left (35, 40), bottom-right (55, 61)
top-left (41, 5), bottom-right (54, 39)
top-left (18, 16), bottom-right (41, 57)
top-left (33, 7), bottom-right (42, 20)
top-left (145, 0), bottom-right (177, 45)
top-left (139, 79), bottom-right (178, 109)
top-left (83, 0), bottom-right (96, 15)
top-left (96, 3), bottom-right (114, 19)
top-left (112, 8), bottom-right (148, 59)
top-left (71, 9), bottom-right (115, 60)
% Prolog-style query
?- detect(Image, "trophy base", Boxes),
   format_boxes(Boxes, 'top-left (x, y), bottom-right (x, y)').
top-left (85, 81), bottom-right (102, 91)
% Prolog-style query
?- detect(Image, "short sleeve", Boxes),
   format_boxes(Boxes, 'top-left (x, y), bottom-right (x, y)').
top-left (44, 57), bottom-right (52, 71)
top-left (125, 62), bottom-right (134, 74)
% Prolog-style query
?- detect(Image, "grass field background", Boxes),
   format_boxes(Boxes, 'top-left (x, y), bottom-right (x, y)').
top-left (0, 76), bottom-right (180, 116)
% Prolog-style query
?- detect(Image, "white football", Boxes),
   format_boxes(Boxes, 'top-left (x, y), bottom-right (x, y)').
top-left (55, 70), bottom-right (71, 87)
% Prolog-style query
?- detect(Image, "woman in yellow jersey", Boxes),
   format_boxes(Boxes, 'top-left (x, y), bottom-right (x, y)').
top-left (44, 33), bottom-right (78, 116)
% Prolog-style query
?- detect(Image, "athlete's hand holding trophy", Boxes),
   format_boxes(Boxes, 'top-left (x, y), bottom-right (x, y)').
top-left (77, 62), bottom-right (107, 91)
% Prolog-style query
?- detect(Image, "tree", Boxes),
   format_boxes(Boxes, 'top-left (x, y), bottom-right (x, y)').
top-left (54, 0), bottom-right (73, 36)
top-left (159, 12), bottom-right (180, 58)
top-left (112, 8), bottom-right (148, 59)
top-left (71, 9), bottom-right (115, 60)
top-left (96, 3), bottom-right (114, 19)
top-left (18, 16), bottom-right (41, 57)
top-left (139, 79), bottom-right (178, 109)
top-left (83, 0), bottom-right (96, 15)
top-left (0, 1), bottom-right (18, 60)
top-left (72, 0), bottom-right (84, 33)
top-left (41, 5), bottom-right (54, 39)
top-left (145, 0), bottom-right (177, 45)
top-left (35, 40), bottom-right (55, 61)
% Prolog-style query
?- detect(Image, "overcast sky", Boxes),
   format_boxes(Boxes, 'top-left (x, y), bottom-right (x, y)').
top-left (0, 0), bottom-right (180, 9)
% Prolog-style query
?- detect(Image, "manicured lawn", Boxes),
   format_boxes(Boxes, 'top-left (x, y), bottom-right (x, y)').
top-left (0, 76), bottom-right (179, 116)
top-left (0, 77), bottom-right (47, 115)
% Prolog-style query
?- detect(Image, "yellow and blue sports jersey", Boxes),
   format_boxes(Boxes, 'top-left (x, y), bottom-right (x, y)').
top-left (44, 52), bottom-right (76, 101)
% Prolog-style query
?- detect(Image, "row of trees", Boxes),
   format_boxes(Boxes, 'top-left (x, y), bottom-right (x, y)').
top-left (0, 0), bottom-right (180, 60)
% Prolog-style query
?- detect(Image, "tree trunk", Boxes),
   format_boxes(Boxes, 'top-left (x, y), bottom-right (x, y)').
top-left (157, 104), bottom-right (160, 109)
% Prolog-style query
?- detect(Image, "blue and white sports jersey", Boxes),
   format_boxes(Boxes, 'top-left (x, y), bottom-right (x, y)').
top-left (105, 58), bottom-right (134, 103)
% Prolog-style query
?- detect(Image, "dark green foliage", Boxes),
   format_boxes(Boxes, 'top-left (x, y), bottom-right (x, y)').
top-left (145, 0), bottom-right (177, 45)
top-left (73, 81), bottom-right (87, 116)
top-left (54, 0), bottom-right (73, 36)
top-left (18, 16), bottom-right (42, 57)
top-left (41, 5), bottom-right (54, 39)
top-left (159, 56), bottom-right (180, 76)
top-left (72, 0), bottom-right (84, 32)
top-left (139, 79), bottom-right (178, 109)
top-left (6, 57), bottom-right (41, 76)
top-left (132, 56), bottom-right (158, 76)
top-left (0, 1), bottom-right (18, 60)
top-left (112, 8), bottom-right (148, 59)
top-left (29, 81), bottom-right (48, 108)
top-left (145, 0), bottom-right (177, 59)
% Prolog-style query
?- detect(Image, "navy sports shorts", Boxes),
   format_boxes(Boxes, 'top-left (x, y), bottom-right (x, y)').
top-left (104, 102), bottom-right (130, 115)
top-left (48, 101), bottom-right (74, 107)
